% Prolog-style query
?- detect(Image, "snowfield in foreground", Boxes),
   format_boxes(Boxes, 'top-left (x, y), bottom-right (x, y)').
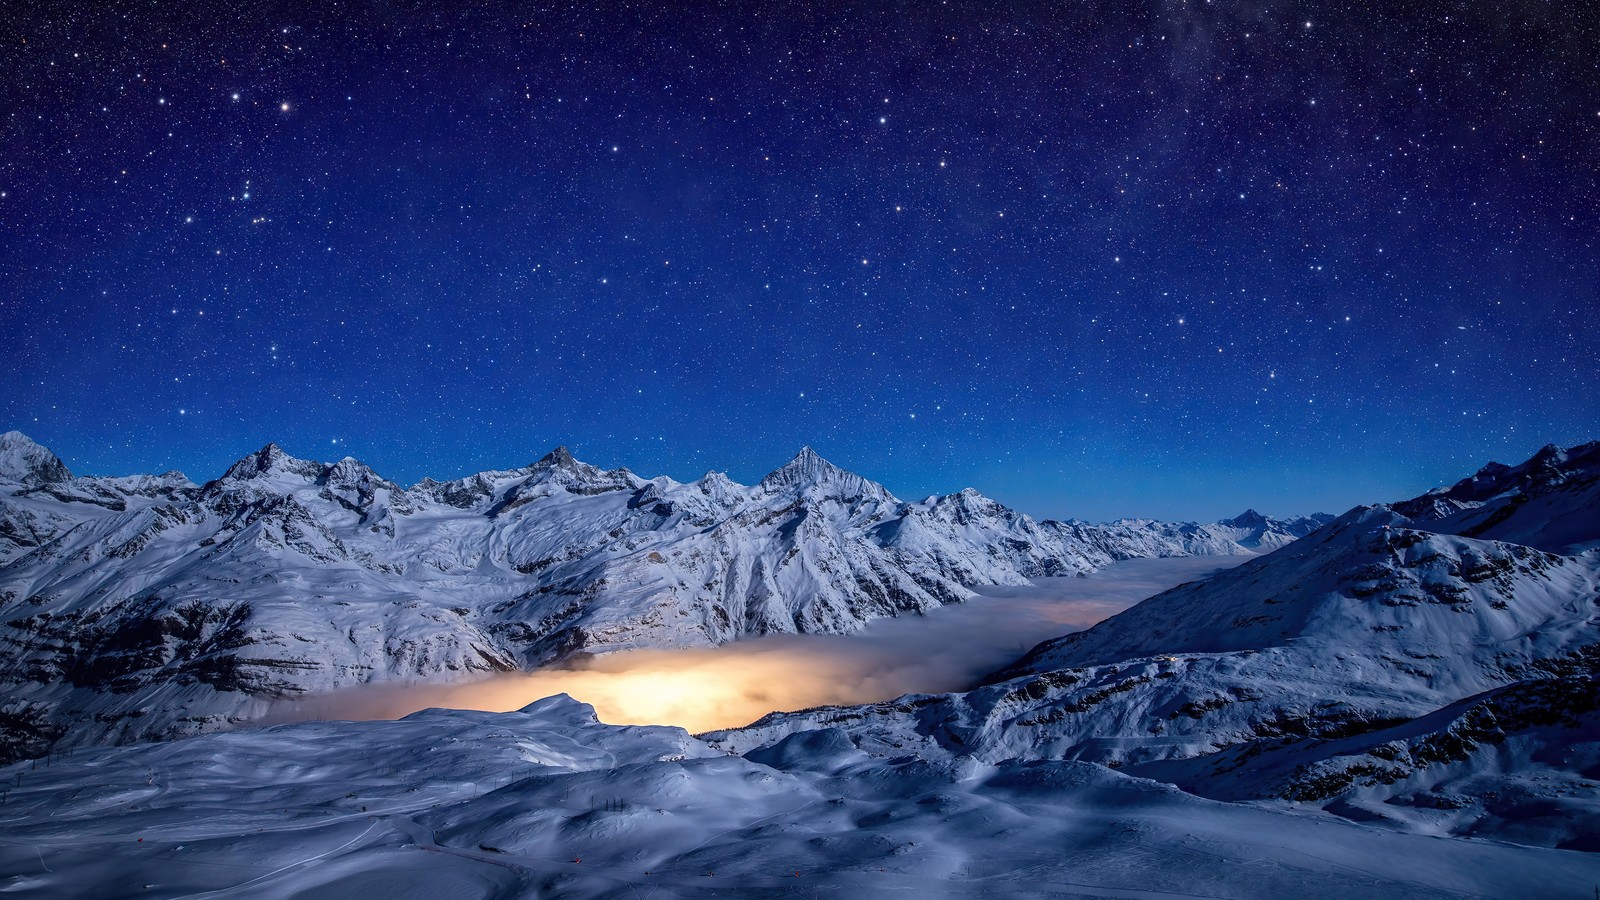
top-left (2, 696), bottom-right (1596, 899)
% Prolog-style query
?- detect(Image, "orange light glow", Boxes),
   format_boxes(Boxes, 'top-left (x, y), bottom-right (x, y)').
top-left (269, 558), bottom-right (1239, 733)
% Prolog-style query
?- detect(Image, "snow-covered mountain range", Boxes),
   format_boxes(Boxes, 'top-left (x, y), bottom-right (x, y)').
top-left (705, 440), bottom-right (1600, 845)
top-left (0, 431), bottom-right (1321, 761)
top-left (2, 437), bottom-right (1597, 896)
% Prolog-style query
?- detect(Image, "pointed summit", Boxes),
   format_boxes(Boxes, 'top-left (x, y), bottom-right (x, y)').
top-left (758, 447), bottom-right (894, 503)
top-left (318, 456), bottom-right (394, 490)
top-left (1222, 508), bottom-right (1269, 528)
top-left (512, 446), bottom-right (640, 497)
top-left (759, 446), bottom-right (842, 488)
top-left (1530, 443), bottom-right (1565, 463)
top-left (221, 442), bottom-right (321, 481)
top-left (0, 431), bottom-right (72, 486)
top-left (695, 469), bottom-right (743, 505)
top-left (700, 470), bottom-right (736, 489)
top-left (925, 485), bottom-right (1016, 527)
top-left (531, 446), bottom-right (579, 469)
top-left (1391, 439), bottom-right (1600, 553)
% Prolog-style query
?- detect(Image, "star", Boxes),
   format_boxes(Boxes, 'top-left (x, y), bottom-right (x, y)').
top-left (0, 1), bottom-right (1588, 525)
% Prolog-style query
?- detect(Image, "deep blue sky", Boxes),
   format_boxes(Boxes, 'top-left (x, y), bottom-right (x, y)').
top-left (3, 2), bottom-right (1596, 521)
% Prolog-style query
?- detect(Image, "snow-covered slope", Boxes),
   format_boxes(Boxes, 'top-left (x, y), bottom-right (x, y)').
top-left (3, 694), bottom-right (1594, 898)
top-left (997, 507), bottom-right (1597, 681)
top-left (0, 430), bottom-right (71, 488)
top-left (1131, 674), bottom-right (1600, 848)
top-left (1393, 439), bottom-right (1600, 554)
top-left (0, 431), bottom-right (194, 564)
top-left (705, 441), bottom-right (1600, 842)
top-left (4, 438), bottom-right (1597, 893)
top-left (0, 433), bottom-right (1306, 761)
top-left (709, 512), bottom-right (1599, 761)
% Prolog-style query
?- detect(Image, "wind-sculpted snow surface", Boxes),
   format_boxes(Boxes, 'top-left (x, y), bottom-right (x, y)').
top-left (0, 432), bottom-right (1307, 761)
top-left (2, 696), bottom-right (1595, 898)
top-left (1132, 675), bottom-right (1600, 848)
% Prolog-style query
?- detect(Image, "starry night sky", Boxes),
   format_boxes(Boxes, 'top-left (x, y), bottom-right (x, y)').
top-left (3, 2), bottom-right (1597, 521)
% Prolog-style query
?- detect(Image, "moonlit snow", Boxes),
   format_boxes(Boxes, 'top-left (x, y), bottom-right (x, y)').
top-left (0, 431), bottom-right (1315, 761)
top-left (267, 557), bottom-right (1241, 733)
top-left (4, 697), bottom-right (1595, 899)
top-left (2, 437), bottom-right (1598, 898)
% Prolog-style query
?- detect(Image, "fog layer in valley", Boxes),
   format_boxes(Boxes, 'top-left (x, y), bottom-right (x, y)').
top-left (270, 556), bottom-right (1241, 733)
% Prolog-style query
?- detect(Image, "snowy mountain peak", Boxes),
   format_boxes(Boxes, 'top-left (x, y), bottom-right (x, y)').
top-left (317, 457), bottom-right (394, 491)
top-left (101, 470), bottom-right (196, 498)
top-left (0, 430), bottom-right (72, 486)
top-left (1203, 507), bottom-right (1335, 550)
top-left (692, 470), bottom-right (743, 507)
top-left (758, 447), bottom-right (893, 503)
top-left (1391, 439), bottom-right (1600, 553)
top-left (931, 486), bottom-right (1012, 520)
top-left (532, 445), bottom-right (579, 469)
top-left (699, 470), bottom-right (737, 490)
top-left (1432, 440), bottom-right (1598, 503)
top-left (1529, 442), bottom-right (1568, 465)
top-left (763, 445), bottom-right (831, 480)
top-left (1221, 508), bottom-right (1269, 528)
top-left (220, 442), bottom-right (322, 482)
top-left (513, 446), bottom-right (639, 497)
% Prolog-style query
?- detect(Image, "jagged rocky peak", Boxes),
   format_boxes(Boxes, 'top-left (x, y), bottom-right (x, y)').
top-left (220, 442), bottom-right (323, 482)
top-left (927, 486), bottom-right (1015, 524)
top-left (693, 470), bottom-right (745, 509)
top-left (103, 471), bottom-right (196, 500)
top-left (1521, 441), bottom-right (1587, 472)
top-left (761, 446), bottom-right (835, 484)
top-left (1387, 439), bottom-right (1600, 553)
top-left (628, 475), bottom-right (677, 508)
top-left (412, 471), bottom-right (500, 509)
top-left (519, 446), bottom-right (639, 495)
top-left (1397, 439), bottom-right (1600, 514)
top-left (318, 456), bottom-right (393, 489)
top-left (1221, 508), bottom-right (1269, 528)
top-left (0, 430), bottom-right (73, 486)
top-left (531, 445), bottom-right (579, 469)
top-left (758, 446), bottom-right (893, 502)
top-left (1511, 440), bottom-right (1600, 484)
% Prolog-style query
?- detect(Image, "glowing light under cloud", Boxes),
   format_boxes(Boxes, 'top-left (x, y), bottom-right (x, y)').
top-left (269, 558), bottom-right (1238, 733)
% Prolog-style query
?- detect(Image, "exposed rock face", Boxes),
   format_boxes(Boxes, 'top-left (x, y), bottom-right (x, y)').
top-left (0, 431), bottom-right (72, 488)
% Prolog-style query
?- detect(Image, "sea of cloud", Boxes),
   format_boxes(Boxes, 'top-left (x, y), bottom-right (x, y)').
top-left (269, 556), bottom-right (1241, 733)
